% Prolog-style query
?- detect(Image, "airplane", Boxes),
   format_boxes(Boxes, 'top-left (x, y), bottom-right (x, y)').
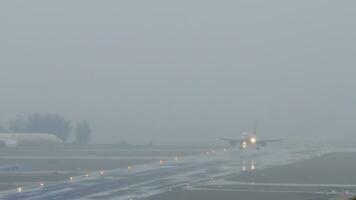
top-left (0, 133), bottom-right (62, 147)
top-left (219, 123), bottom-right (283, 150)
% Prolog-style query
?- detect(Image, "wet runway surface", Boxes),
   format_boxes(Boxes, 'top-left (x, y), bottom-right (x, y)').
top-left (1, 158), bottom-right (225, 200)
top-left (1, 147), bottom-right (356, 200)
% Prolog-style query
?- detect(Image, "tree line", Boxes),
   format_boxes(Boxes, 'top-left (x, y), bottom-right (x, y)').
top-left (0, 113), bottom-right (91, 144)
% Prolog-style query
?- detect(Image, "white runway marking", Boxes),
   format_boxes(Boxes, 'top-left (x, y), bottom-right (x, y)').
top-left (225, 182), bottom-right (356, 188)
top-left (191, 187), bottom-right (356, 195)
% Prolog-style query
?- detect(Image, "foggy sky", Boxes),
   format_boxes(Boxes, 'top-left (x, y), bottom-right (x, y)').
top-left (1, 1), bottom-right (356, 142)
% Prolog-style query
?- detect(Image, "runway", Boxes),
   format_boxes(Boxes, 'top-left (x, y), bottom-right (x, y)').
top-left (195, 182), bottom-right (356, 195)
top-left (1, 147), bottom-right (355, 200)
top-left (0, 158), bottom-right (226, 200)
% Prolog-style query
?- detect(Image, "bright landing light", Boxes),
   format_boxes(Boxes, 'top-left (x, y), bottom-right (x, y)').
top-left (250, 137), bottom-right (256, 144)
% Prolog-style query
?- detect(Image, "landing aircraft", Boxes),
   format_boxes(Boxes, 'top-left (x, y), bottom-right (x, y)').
top-left (219, 123), bottom-right (283, 150)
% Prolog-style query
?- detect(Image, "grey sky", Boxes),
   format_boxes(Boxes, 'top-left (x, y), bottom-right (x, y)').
top-left (1, 1), bottom-right (356, 142)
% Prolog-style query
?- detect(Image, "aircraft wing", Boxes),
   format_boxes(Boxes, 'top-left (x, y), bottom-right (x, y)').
top-left (257, 138), bottom-right (284, 145)
top-left (218, 137), bottom-right (241, 146)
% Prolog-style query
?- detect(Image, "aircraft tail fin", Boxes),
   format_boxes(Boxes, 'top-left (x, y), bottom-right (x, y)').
top-left (253, 121), bottom-right (258, 135)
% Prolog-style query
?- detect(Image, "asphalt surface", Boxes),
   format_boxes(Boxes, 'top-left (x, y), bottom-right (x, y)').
top-left (2, 147), bottom-right (356, 200)
top-left (147, 150), bottom-right (356, 200)
top-left (1, 159), bottom-right (224, 200)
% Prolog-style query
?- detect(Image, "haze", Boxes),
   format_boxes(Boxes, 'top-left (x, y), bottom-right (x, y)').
top-left (1, 1), bottom-right (355, 142)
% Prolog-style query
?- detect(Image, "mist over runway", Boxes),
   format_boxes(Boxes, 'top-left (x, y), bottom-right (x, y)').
top-left (1, 1), bottom-right (356, 200)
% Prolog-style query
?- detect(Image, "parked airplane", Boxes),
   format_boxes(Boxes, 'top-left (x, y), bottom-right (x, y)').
top-left (0, 133), bottom-right (62, 147)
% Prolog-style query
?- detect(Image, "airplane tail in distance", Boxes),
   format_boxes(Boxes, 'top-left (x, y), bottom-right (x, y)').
top-left (253, 121), bottom-right (258, 135)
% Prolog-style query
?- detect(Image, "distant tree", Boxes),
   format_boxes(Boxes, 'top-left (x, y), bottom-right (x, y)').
top-left (8, 117), bottom-right (27, 133)
top-left (9, 113), bottom-right (71, 141)
top-left (75, 121), bottom-right (91, 144)
top-left (0, 125), bottom-right (8, 133)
